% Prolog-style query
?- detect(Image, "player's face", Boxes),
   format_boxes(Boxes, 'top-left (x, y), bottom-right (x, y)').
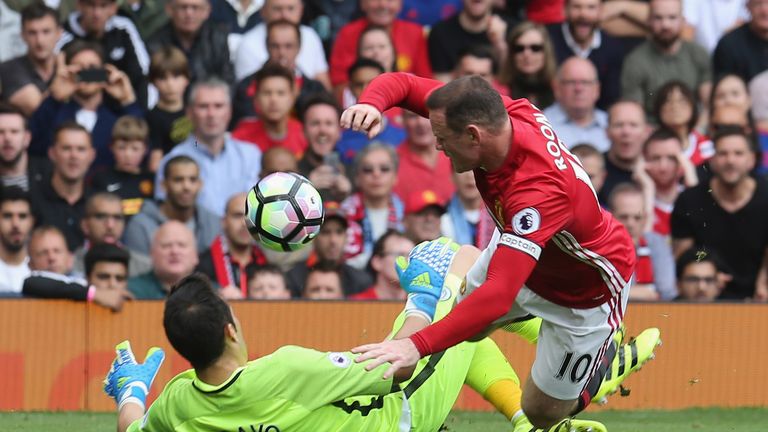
top-left (49, 130), bottom-right (95, 182)
top-left (21, 16), bottom-right (61, 62)
top-left (644, 138), bottom-right (681, 188)
top-left (267, 26), bottom-right (300, 69)
top-left (403, 111), bottom-right (435, 150)
top-left (83, 199), bottom-right (125, 244)
top-left (713, 76), bottom-right (751, 114)
top-left (188, 86), bottom-right (232, 141)
top-left (111, 139), bottom-right (146, 173)
top-left (358, 29), bottom-right (395, 72)
top-left (405, 207), bottom-right (443, 243)
top-left (262, 0), bottom-right (303, 23)
top-left (304, 104), bottom-right (340, 156)
top-left (356, 148), bottom-right (397, 200)
top-left (610, 193), bottom-right (645, 243)
top-left (429, 110), bottom-right (479, 173)
top-left (566, 0), bottom-right (601, 43)
top-left (248, 273), bottom-right (291, 299)
top-left (711, 135), bottom-right (756, 187)
top-left (649, 0), bottom-right (683, 48)
top-left (168, 0), bottom-right (210, 35)
top-left (223, 193), bottom-right (251, 249)
top-left (78, 0), bottom-right (118, 35)
top-left (659, 88), bottom-right (693, 130)
top-left (303, 271), bottom-right (344, 300)
top-left (0, 114), bottom-right (30, 166)
top-left (0, 201), bottom-right (33, 253)
top-left (608, 103), bottom-right (647, 163)
top-left (29, 232), bottom-right (72, 274)
top-left (678, 261), bottom-right (720, 301)
top-left (151, 224), bottom-right (198, 282)
top-left (89, 261), bottom-right (128, 292)
top-left (314, 218), bottom-right (347, 262)
top-left (362, 0), bottom-right (402, 27)
top-left (513, 29), bottom-right (546, 76)
top-left (255, 77), bottom-right (295, 123)
top-left (163, 162), bottom-right (201, 209)
top-left (456, 56), bottom-right (494, 83)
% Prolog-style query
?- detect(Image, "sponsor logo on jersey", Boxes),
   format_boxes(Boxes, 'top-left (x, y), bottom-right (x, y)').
top-left (499, 233), bottom-right (542, 260)
top-left (328, 352), bottom-right (351, 368)
top-left (512, 207), bottom-right (541, 236)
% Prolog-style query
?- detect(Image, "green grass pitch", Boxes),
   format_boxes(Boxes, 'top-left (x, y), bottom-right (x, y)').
top-left (2, 408), bottom-right (766, 431)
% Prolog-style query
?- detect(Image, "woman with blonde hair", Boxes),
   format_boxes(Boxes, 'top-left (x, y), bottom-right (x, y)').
top-left (499, 21), bottom-right (557, 109)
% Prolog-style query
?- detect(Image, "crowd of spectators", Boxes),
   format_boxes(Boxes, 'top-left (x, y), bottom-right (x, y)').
top-left (1, 0), bottom-right (768, 310)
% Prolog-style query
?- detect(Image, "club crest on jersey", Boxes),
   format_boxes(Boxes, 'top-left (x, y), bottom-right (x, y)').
top-left (512, 208), bottom-right (540, 236)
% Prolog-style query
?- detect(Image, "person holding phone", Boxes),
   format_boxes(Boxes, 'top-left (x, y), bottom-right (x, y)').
top-left (28, 40), bottom-right (143, 172)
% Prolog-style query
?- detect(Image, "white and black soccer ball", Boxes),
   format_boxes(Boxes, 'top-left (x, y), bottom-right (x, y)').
top-left (245, 172), bottom-right (325, 252)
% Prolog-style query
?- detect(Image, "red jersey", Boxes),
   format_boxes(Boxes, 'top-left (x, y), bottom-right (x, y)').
top-left (635, 236), bottom-right (655, 285)
top-left (358, 73), bottom-right (635, 355)
top-left (652, 199), bottom-right (673, 237)
top-left (329, 18), bottom-right (432, 87)
top-left (685, 130), bottom-right (714, 166)
top-left (232, 118), bottom-right (308, 158)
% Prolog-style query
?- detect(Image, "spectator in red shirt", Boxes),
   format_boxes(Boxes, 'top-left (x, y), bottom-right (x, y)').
top-left (232, 63), bottom-right (308, 158)
top-left (349, 229), bottom-right (414, 300)
top-left (654, 81), bottom-right (713, 167)
top-left (329, 0), bottom-right (432, 93)
top-left (394, 110), bottom-right (455, 203)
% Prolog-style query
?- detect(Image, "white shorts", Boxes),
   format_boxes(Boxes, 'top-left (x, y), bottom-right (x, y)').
top-left (459, 229), bottom-right (630, 400)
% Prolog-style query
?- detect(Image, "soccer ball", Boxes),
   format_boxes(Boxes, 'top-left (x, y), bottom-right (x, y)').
top-left (245, 172), bottom-right (325, 252)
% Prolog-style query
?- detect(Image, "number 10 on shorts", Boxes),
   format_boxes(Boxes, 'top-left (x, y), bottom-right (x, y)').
top-left (555, 352), bottom-right (593, 383)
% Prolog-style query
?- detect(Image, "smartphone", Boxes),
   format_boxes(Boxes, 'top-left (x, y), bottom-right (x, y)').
top-left (77, 68), bottom-right (108, 83)
top-left (323, 152), bottom-right (341, 174)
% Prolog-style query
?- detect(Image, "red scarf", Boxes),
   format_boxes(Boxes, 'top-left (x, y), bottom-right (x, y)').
top-left (210, 235), bottom-right (267, 297)
top-left (341, 193), bottom-right (404, 258)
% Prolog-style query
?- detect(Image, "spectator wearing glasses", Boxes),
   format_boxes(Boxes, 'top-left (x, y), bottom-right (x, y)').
top-left (543, 56), bottom-right (610, 152)
top-left (341, 143), bottom-right (404, 270)
top-left (72, 193), bottom-right (152, 277)
top-left (675, 247), bottom-right (726, 302)
top-left (349, 229), bottom-right (413, 300)
top-left (499, 21), bottom-right (557, 109)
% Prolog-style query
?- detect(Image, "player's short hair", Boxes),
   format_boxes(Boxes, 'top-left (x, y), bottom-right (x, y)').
top-left (426, 75), bottom-right (508, 134)
top-left (164, 273), bottom-right (236, 370)
top-left (0, 187), bottom-right (32, 209)
top-left (85, 192), bottom-right (123, 215)
top-left (163, 155), bottom-right (199, 179)
top-left (298, 92), bottom-right (340, 123)
top-left (347, 57), bottom-right (385, 81)
top-left (607, 182), bottom-right (643, 211)
top-left (643, 126), bottom-right (682, 155)
top-left (675, 247), bottom-right (725, 280)
top-left (112, 115), bottom-right (149, 142)
top-left (266, 19), bottom-right (301, 47)
top-left (254, 62), bottom-right (295, 90)
top-left (149, 46), bottom-right (190, 82)
top-left (63, 40), bottom-right (104, 64)
top-left (84, 243), bottom-right (130, 277)
top-left (21, 2), bottom-right (59, 26)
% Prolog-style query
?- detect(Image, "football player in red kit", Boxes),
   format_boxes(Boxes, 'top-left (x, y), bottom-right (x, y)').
top-left (341, 73), bottom-right (661, 430)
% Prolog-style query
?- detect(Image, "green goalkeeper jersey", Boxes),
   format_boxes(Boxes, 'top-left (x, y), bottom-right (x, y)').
top-left (127, 345), bottom-right (409, 432)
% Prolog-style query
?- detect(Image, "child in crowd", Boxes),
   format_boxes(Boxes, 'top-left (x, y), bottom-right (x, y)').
top-left (91, 116), bottom-right (155, 220)
top-left (145, 46), bottom-right (193, 164)
top-left (247, 264), bottom-right (292, 300)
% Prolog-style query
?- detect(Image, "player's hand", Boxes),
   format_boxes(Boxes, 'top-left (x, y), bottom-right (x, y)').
top-left (340, 104), bottom-right (383, 139)
top-left (351, 338), bottom-right (421, 380)
top-left (104, 341), bottom-right (165, 410)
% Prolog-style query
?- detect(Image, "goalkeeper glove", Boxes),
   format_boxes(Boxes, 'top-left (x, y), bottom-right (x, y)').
top-left (396, 237), bottom-right (460, 323)
top-left (103, 340), bottom-right (165, 411)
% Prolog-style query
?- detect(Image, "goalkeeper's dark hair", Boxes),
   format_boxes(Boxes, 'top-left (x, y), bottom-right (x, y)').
top-left (164, 273), bottom-right (235, 370)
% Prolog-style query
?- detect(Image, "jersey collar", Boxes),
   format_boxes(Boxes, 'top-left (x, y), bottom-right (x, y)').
top-left (192, 367), bottom-right (245, 394)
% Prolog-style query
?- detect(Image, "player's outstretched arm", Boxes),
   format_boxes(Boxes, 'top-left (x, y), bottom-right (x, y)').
top-left (103, 341), bottom-right (165, 432)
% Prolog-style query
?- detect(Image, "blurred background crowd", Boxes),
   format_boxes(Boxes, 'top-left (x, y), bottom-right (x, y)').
top-left (1, 0), bottom-right (767, 310)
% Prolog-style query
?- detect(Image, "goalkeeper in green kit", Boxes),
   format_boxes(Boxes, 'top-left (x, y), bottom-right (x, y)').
top-left (105, 238), bottom-right (644, 432)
